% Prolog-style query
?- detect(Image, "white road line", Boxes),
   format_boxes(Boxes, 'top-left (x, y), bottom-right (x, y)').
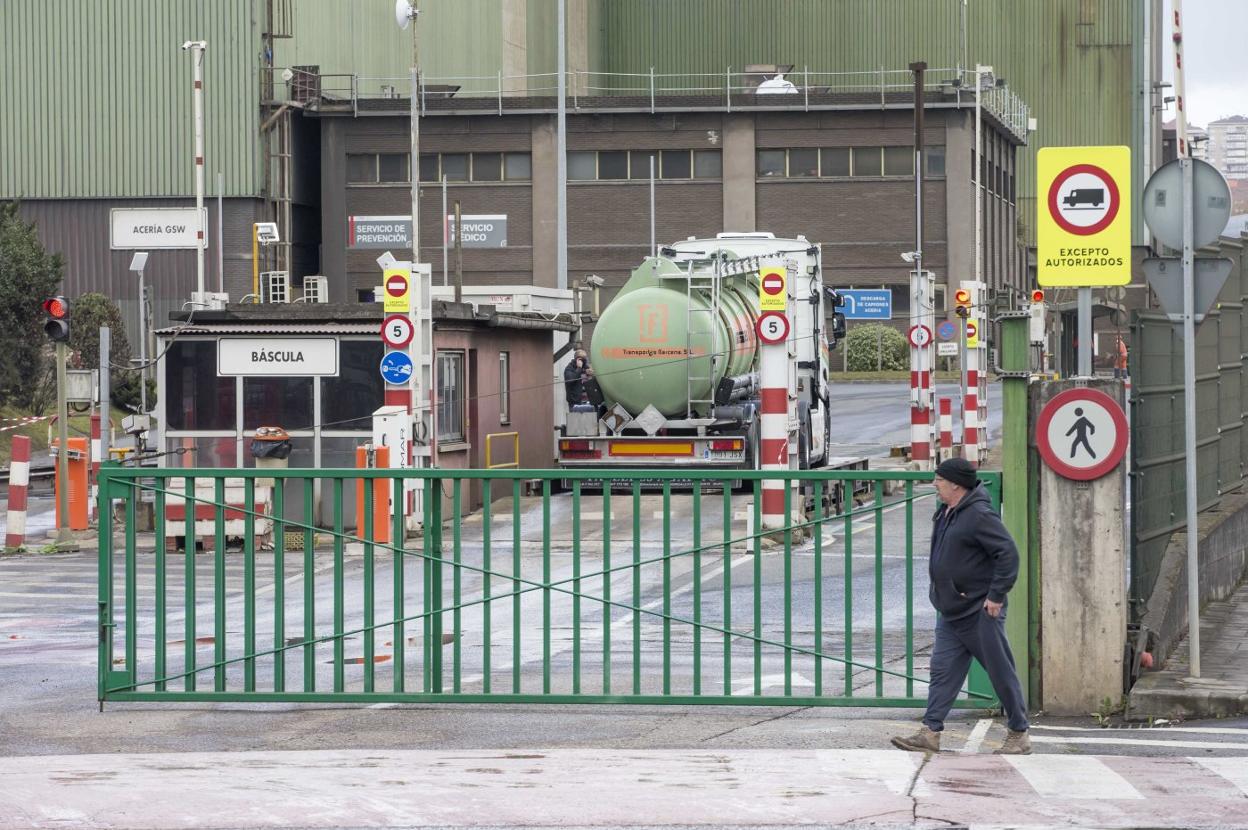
top-left (1029, 735), bottom-right (1248, 751)
top-left (959, 718), bottom-right (993, 754)
top-left (1192, 757), bottom-right (1248, 796)
top-left (1005, 755), bottom-right (1143, 799)
top-left (816, 749), bottom-right (930, 796)
top-left (1031, 724), bottom-right (1248, 736)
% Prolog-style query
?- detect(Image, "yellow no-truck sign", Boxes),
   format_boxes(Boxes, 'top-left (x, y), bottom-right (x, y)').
top-left (1037, 146), bottom-right (1131, 287)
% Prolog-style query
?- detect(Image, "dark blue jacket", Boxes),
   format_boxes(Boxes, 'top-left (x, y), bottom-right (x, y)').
top-left (928, 483), bottom-right (1019, 620)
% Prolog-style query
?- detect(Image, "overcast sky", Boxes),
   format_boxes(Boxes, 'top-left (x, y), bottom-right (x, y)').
top-left (1163, 1), bottom-right (1248, 126)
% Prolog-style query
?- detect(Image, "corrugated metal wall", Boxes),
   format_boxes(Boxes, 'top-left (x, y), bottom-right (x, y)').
top-left (586, 0), bottom-right (1141, 243)
top-left (274, 0), bottom-right (505, 97)
top-left (0, 1), bottom-right (260, 198)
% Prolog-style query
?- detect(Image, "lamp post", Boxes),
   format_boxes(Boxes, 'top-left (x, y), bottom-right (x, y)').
top-left (128, 252), bottom-right (149, 413)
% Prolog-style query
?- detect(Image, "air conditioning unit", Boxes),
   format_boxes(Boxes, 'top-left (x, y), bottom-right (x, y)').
top-left (302, 275), bottom-right (328, 304)
top-left (262, 271), bottom-right (290, 304)
top-left (191, 291), bottom-right (229, 310)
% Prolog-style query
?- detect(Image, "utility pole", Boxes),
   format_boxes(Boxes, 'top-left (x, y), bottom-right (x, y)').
top-left (53, 341), bottom-right (71, 547)
top-left (1173, 0), bottom-right (1201, 679)
top-left (182, 41), bottom-right (207, 299)
top-left (556, 0), bottom-right (568, 290)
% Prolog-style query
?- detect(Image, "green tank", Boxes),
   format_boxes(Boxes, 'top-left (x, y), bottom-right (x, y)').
top-left (590, 255), bottom-right (760, 418)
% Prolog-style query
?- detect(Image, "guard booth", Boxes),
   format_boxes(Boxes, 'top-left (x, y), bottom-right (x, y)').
top-left (153, 298), bottom-right (575, 528)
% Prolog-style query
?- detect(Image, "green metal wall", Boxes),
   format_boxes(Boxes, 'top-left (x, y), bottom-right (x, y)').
top-left (274, 0), bottom-right (505, 96)
top-left (586, 0), bottom-right (1142, 244)
top-left (0, 0), bottom-right (260, 199)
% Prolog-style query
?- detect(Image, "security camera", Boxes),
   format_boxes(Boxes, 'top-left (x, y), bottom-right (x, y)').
top-left (181, 40), bottom-right (206, 51)
top-left (900, 251), bottom-right (918, 263)
top-left (583, 274), bottom-right (605, 288)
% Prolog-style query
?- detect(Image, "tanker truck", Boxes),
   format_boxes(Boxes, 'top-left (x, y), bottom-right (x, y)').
top-left (557, 232), bottom-right (847, 474)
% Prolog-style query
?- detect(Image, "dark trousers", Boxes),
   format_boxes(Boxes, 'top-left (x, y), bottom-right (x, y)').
top-left (922, 609), bottom-right (1029, 734)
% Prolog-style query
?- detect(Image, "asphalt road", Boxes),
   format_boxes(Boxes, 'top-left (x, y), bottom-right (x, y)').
top-left (826, 381), bottom-right (1002, 458)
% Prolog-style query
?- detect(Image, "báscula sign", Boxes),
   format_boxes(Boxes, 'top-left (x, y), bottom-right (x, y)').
top-left (217, 338), bottom-right (339, 377)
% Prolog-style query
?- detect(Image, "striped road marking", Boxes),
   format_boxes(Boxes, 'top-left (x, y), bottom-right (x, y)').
top-left (959, 718), bottom-right (993, 754)
top-left (1029, 735), bottom-right (1248, 751)
top-left (1193, 757), bottom-right (1248, 796)
top-left (1004, 754), bottom-right (1143, 799)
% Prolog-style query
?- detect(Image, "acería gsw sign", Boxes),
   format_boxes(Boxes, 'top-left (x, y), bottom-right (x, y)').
top-left (217, 338), bottom-right (339, 377)
top-left (111, 207), bottom-right (209, 250)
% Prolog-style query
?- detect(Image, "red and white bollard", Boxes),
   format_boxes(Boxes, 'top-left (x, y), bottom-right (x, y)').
top-left (5, 435), bottom-right (31, 550)
top-left (759, 365), bottom-right (790, 531)
top-left (939, 397), bottom-right (953, 460)
top-left (90, 410), bottom-right (102, 520)
top-left (910, 367), bottom-right (932, 466)
top-left (963, 368), bottom-right (980, 467)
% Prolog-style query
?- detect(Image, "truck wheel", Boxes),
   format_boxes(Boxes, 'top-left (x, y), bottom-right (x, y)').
top-left (798, 419), bottom-right (811, 470)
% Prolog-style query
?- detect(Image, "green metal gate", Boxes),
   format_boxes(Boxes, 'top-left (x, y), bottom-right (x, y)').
top-left (97, 467), bottom-right (998, 708)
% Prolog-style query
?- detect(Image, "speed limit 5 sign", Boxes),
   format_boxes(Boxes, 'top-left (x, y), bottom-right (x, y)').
top-left (756, 311), bottom-right (790, 345)
top-left (381, 314), bottom-right (415, 348)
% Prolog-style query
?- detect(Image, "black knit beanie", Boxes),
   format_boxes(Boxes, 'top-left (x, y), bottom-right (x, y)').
top-left (935, 457), bottom-right (978, 490)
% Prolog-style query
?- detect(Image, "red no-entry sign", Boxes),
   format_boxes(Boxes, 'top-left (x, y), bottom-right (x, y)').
top-left (762, 273), bottom-right (784, 294)
top-left (385, 273), bottom-right (408, 297)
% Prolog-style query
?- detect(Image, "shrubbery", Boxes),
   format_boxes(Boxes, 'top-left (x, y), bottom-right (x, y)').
top-left (844, 323), bottom-right (908, 372)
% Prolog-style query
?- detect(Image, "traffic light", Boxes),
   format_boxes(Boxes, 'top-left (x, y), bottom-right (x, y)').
top-left (1029, 289), bottom-right (1046, 345)
top-left (954, 288), bottom-right (972, 319)
top-left (1031, 289), bottom-right (1045, 304)
top-left (42, 296), bottom-right (70, 343)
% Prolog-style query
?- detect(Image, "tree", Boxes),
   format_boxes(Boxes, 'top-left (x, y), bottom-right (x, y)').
top-left (69, 292), bottom-right (151, 411)
top-left (0, 202), bottom-right (63, 409)
top-left (844, 323), bottom-right (908, 372)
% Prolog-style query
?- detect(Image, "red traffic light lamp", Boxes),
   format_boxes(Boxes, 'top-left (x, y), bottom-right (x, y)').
top-left (42, 296), bottom-right (70, 342)
top-left (953, 288), bottom-right (972, 319)
top-left (1031, 289), bottom-right (1045, 304)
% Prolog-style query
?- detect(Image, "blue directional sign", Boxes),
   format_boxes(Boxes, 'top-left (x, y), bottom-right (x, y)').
top-left (379, 350), bottom-right (415, 385)
top-left (838, 289), bottom-right (893, 320)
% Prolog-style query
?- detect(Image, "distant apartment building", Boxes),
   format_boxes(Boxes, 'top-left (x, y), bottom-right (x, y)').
top-left (1208, 115), bottom-right (1248, 180)
top-left (1161, 120), bottom-right (1208, 162)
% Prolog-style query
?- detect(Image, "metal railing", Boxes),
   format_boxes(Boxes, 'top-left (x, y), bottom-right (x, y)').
top-left (97, 465), bottom-right (1000, 707)
top-left (261, 66), bottom-right (1031, 141)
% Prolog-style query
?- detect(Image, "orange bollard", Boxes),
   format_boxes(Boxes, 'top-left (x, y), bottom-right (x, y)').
top-left (52, 436), bottom-right (90, 531)
top-left (355, 445), bottom-right (390, 544)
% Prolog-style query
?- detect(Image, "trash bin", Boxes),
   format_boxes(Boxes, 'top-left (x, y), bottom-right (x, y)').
top-left (251, 425), bottom-right (292, 488)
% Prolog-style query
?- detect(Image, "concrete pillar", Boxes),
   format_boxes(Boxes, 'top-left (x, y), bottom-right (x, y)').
top-left (722, 114), bottom-right (755, 232)
top-left (531, 118), bottom-right (558, 288)
top-left (1034, 378), bottom-right (1127, 714)
top-left (944, 113), bottom-right (974, 300)
top-left (320, 119), bottom-right (350, 302)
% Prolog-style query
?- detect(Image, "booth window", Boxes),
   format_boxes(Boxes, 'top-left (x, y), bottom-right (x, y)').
top-left (436, 351), bottom-right (466, 444)
top-left (243, 377), bottom-right (313, 431)
top-left (499, 351), bottom-right (510, 425)
top-left (166, 340), bottom-right (236, 431)
top-left (322, 341), bottom-right (385, 430)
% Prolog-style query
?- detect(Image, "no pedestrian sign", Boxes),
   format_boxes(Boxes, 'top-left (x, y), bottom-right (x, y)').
top-left (383, 267), bottom-right (411, 313)
top-left (1035, 387), bottom-right (1128, 481)
top-left (759, 267), bottom-right (786, 311)
top-left (1037, 146), bottom-right (1131, 287)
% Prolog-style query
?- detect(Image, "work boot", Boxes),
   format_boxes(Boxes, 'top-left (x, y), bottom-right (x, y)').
top-left (994, 729), bottom-right (1032, 755)
top-left (890, 726), bottom-right (941, 753)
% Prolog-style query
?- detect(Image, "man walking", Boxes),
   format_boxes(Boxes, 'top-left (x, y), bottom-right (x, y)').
top-left (892, 457), bottom-right (1031, 755)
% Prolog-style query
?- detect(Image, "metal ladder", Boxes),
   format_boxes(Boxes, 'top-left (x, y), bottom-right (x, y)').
top-left (685, 257), bottom-right (721, 420)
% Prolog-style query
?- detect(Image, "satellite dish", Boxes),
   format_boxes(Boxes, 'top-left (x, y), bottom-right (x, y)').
top-left (395, 0), bottom-right (412, 29)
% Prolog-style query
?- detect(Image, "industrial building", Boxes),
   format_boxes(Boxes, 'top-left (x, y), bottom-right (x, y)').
top-left (1, 0), bottom-right (1158, 351)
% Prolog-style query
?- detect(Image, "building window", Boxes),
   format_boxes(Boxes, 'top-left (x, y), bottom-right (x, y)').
top-left (419, 154), bottom-right (438, 182)
top-left (569, 151), bottom-right (597, 180)
top-left (597, 151), bottom-right (629, 179)
top-left (504, 152), bottom-right (531, 180)
top-left (661, 150), bottom-right (692, 179)
top-left (243, 376), bottom-right (314, 431)
top-left (347, 154), bottom-right (378, 184)
top-left (852, 147), bottom-right (882, 177)
top-left (499, 351), bottom-right (510, 425)
top-left (883, 146), bottom-right (914, 176)
top-left (377, 153), bottom-right (409, 182)
top-left (630, 150), bottom-right (656, 179)
top-left (436, 351), bottom-right (465, 444)
top-left (788, 148), bottom-right (819, 177)
top-left (925, 146), bottom-right (946, 177)
top-left (322, 341), bottom-right (386, 431)
top-left (441, 153), bottom-right (468, 181)
top-left (821, 147), bottom-right (851, 177)
top-left (165, 340), bottom-right (236, 431)
top-left (693, 149), bottom-right (722, 178)
top-left (472, 153), bottom-right (503, 181)
top-left (757, 149), bottom-right (786, 177)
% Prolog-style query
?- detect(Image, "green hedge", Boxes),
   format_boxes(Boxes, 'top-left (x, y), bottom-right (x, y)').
top-left (844, 323), bottom-right (908, 372)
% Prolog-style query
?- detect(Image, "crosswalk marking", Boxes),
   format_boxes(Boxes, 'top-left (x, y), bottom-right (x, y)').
top-left (1030, 735), bottom-right (1248, 751)
top-left (1005, 755), bottom-right (1143, 799)
top-left (1032, 723), bottom-right (1248, 736)
top-left (1193, 757), bottom-right (1248, 796)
